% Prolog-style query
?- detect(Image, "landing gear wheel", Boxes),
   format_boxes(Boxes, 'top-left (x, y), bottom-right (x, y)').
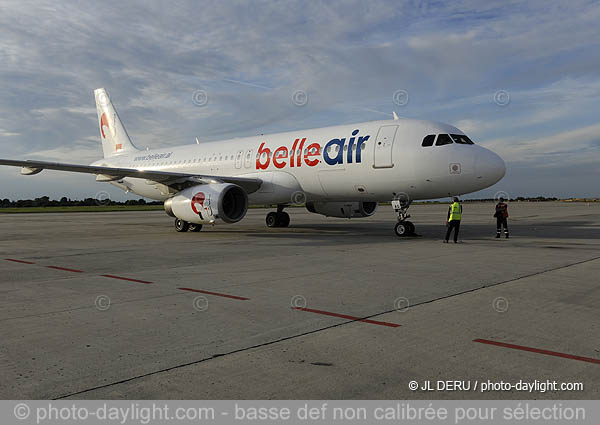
top-left (278, 212), bottom-right (290, 227)
top-left (266, 212), bottom-right (278, 228)
top-left (266, 211), bottom-right (290, 228)
top-left (392, 197), bottom-right (418, 237)
top-left (188, 224), bottom-right (203, 232)
top-left (175, 219), bottom-right (190, 232)
top-left (394, 221), bottom-right (409, 237)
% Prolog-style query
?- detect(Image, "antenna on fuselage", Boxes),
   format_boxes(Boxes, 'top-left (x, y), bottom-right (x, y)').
top-left (196, 137), bottom-right (200, 145)
top-left (392, 111), bottom-right (399, 120)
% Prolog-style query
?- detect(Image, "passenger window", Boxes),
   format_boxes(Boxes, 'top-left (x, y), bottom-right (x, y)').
top-left (435, 134), bottom-right (453, 146)
top-left (422, 135), bottom-right (435, 147)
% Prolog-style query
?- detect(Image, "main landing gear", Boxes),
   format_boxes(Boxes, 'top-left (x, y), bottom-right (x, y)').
top-left (392, 198), bottom-right (418, 237)
top-left (174, 219), bottom-right (203, 232)
top-left (266, 205), bottom-right (290, 228)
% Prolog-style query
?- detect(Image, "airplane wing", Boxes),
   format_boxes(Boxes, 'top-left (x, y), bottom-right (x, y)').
top-left (0, 159), bottom-right (262, 194)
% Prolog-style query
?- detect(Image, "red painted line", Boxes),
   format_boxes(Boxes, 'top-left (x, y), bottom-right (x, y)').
top-left (5, 259), bottom-right (35, 264)
top-left (101, 274), bottom-right (153, 284)
top-left (473, 338), bottom-right (600, 364)
top-left (46, 265), bottom-right (84, 273)
top-left (293, 307), bottom-right (401, 328)
top-left (178, 287), bottom-right (249, 300)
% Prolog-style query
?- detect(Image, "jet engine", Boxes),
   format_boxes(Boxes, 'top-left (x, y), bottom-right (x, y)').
top-left (164, 183), bottom-right (248, 224)
top-left (305, 201), bottom-right (378, 218)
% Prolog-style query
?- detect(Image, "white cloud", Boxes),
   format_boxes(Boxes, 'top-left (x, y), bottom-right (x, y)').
top-left (485, 123), bottom-right (600, 166)
top-left (25, 138), bottom-right (101, 163)
top-left (0, 128), bottom-right (20, 137)
top-left (1, 0), bottom-right (599, 198)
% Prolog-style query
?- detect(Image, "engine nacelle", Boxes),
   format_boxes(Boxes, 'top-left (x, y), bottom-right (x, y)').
top-left (164, 183), bottom-right (248, 224)
top-left (306, 201), bottom-right (378, 218)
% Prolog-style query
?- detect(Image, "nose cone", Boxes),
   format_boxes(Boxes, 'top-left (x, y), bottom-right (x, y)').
top-left (476, 147), bottom-right (506, 187)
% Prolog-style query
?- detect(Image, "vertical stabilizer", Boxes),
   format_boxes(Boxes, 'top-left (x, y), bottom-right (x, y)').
top-left (94, 88), bottom-right (139, 158)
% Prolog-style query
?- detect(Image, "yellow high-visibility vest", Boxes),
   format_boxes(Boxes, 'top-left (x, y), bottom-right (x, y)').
top-left (449, 202), bottom-right (462, 221)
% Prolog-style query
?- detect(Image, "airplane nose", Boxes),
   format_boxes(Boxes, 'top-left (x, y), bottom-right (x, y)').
top-left (476, 147), bottom-right (506, 186)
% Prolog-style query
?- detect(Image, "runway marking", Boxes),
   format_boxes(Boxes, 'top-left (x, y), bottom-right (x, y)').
top-left (473, 338), bottom-right (600, 364)
top-left (178, 287), bottom-right (249, 300)
top-left (53, 256), bottom-right (600, 400)
top-left (5, 258), bottom-right (156, 284)
top-left (46, 266), bottom-right (84, 273)
top-left (100, 274), bottom-right (153, 284)
top-left (5, 259), bottom-right (35, 264)
top-left (292, 307), bottom-right (401, 328)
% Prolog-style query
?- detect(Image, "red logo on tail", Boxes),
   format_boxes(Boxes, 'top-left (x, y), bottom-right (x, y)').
top-left (100, 112), bottom-right (109, 139)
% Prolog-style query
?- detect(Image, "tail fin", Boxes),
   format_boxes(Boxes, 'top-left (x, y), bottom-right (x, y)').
top-left (94, 88), bottom-right (139, 158)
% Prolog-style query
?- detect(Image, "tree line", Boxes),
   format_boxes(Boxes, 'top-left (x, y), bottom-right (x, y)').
top-left (0, 195), bottom-right (577, 209)
top-left (0, 196), bottom-right (162, 208)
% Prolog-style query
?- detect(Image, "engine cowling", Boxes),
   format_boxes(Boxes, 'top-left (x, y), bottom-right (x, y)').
top-left (164, 183), bottom-right (248, 224)
top-left (305, 201), bottom-right (378, 218)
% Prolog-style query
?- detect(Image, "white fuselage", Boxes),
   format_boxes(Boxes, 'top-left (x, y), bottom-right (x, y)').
top-left (93, 118), bottom-right (505, 204)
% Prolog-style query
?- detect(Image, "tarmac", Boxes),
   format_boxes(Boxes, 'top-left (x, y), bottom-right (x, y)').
top-left (0, 201), bottom-right (599, 399)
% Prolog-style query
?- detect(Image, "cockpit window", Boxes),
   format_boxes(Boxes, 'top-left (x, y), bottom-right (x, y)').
top-left (450, 134), bottom-right (475, 145)
top-left (422, 135), bottom-right (435, 147)
top-left (435, 134), bottom-right (453, 146)
top-left (422, 133), bottom-right (475, 147)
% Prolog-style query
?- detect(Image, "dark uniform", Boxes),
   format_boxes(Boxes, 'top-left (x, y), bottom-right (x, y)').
top-left (494, 201), bottom-right (509, 238)
top-left (444, 199), bottom-right (462, 243)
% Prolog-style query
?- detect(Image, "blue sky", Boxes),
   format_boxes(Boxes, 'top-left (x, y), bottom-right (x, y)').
top-left (1, 0), bottom-right (599, 200)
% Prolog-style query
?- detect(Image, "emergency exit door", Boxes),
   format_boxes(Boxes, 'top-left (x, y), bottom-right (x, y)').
top-left (373, 125), bottom-right (398, 168)
top-left (235, 150), bottom-right (244, 169)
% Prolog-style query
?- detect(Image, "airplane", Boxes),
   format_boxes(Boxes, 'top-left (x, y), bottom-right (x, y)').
top-left (0, 88), bottom-right (505, 236)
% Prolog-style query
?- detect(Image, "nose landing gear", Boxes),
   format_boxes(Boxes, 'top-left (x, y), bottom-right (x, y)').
top-left (394, 220), bottom-right (415, 237)
top-left (392, 198), bottom-right (418, 237)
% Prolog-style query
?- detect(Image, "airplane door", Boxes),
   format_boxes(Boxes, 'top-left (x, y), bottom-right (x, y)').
top-left (373, 125), bottom-right (398, 169)
top-left (235, 150), bottom-right (244, 169)
top-left (244, 149), bottom-right (254, 168)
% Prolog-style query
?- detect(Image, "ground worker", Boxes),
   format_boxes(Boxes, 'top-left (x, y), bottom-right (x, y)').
top-left (494, 197), bottom-right (509, 238)
top-left (444, 196), bottom-right (462, 243)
